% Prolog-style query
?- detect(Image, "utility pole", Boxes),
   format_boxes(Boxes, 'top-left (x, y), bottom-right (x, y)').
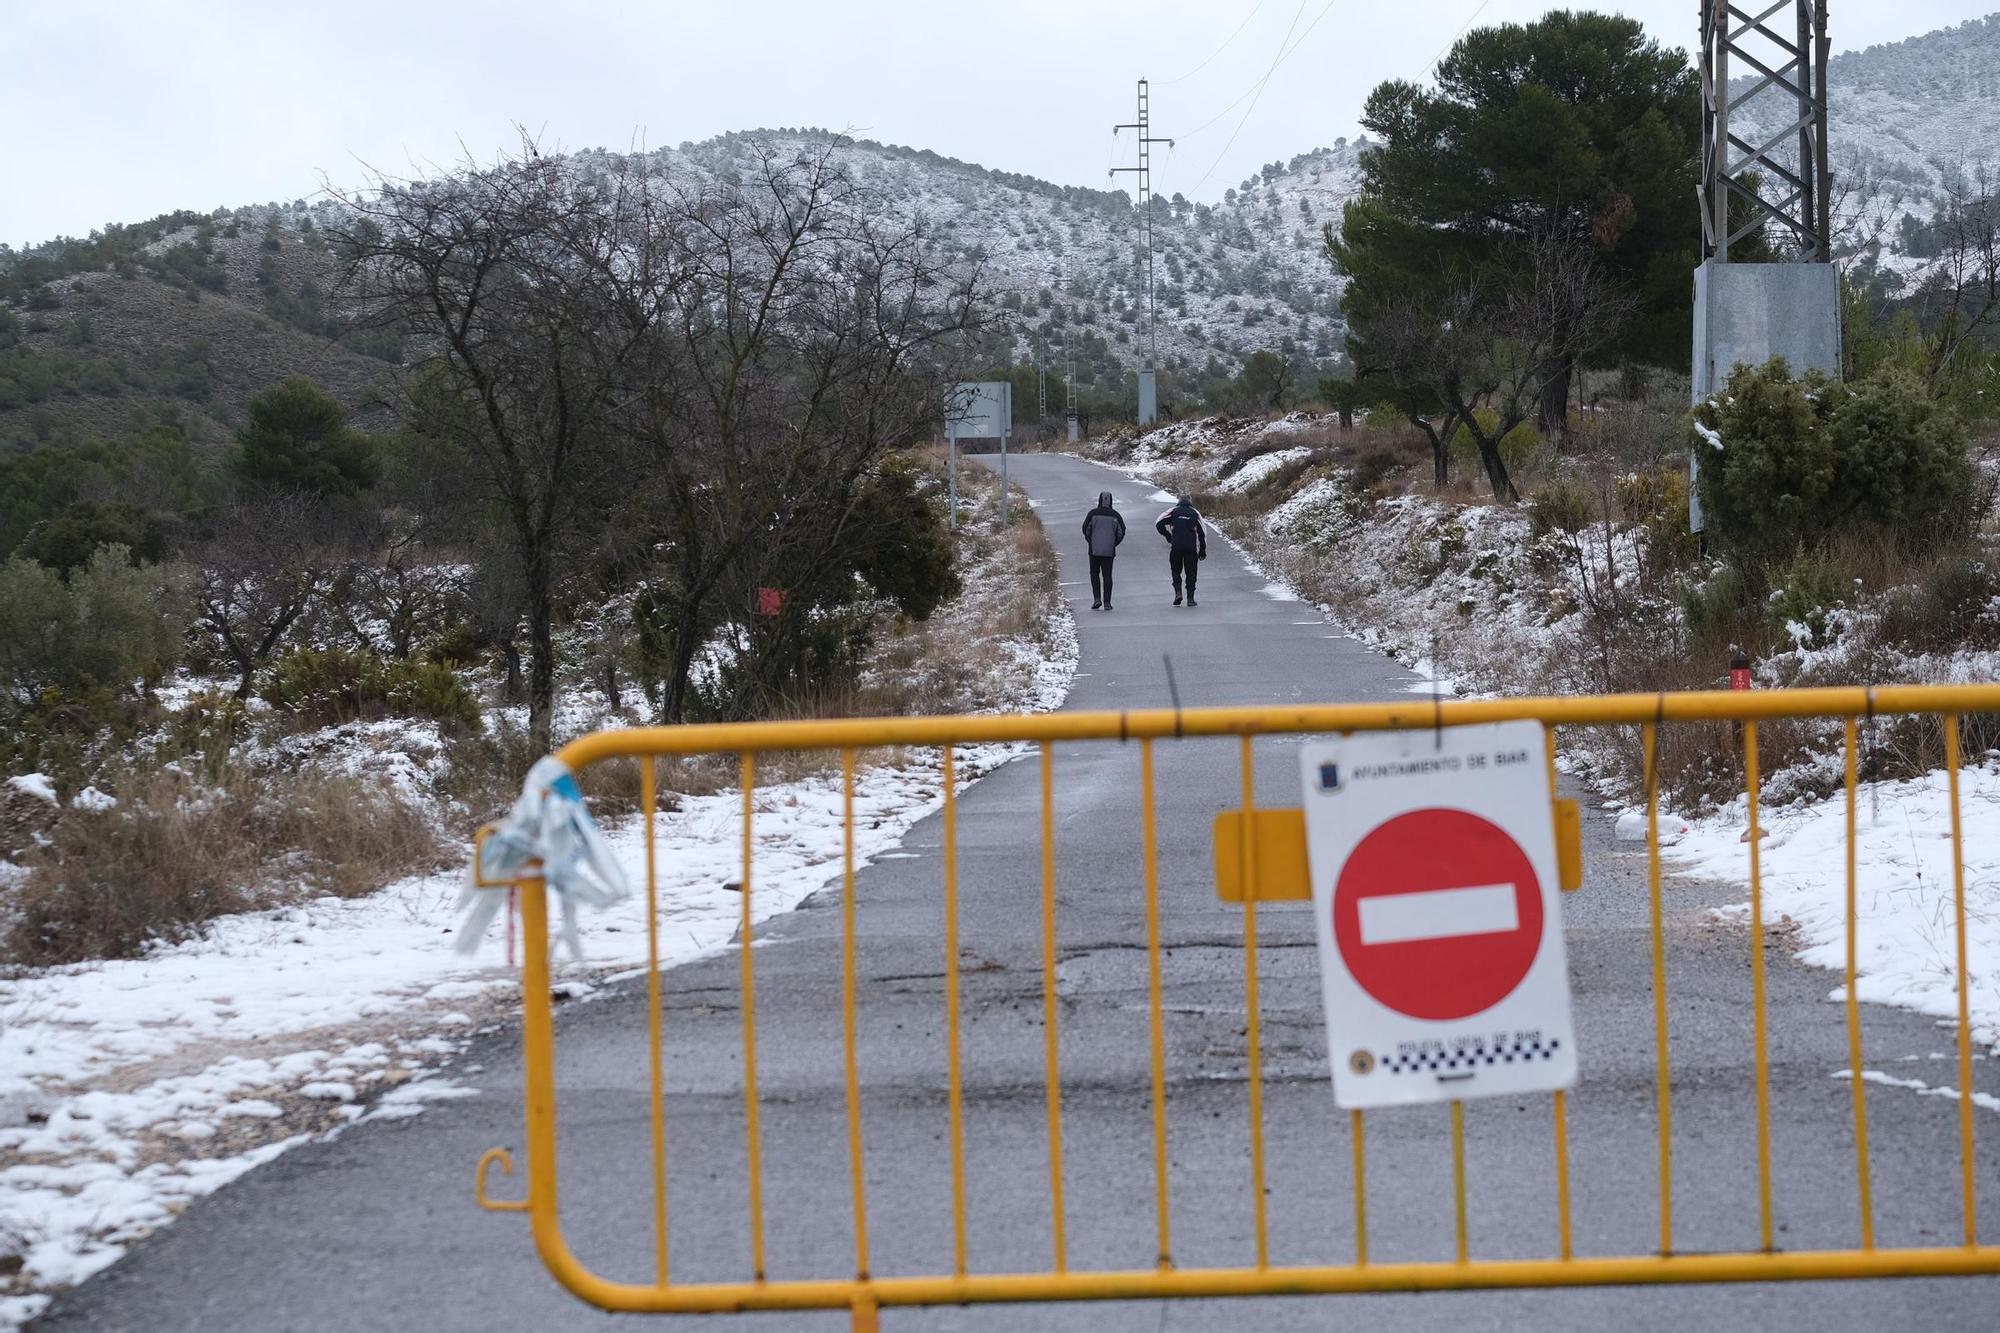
top-left (1066, 334), bottom-right (1079, 442)
top-left (1112, 78), bottom-right (1172, 426)
top-left (1699, 0), bottom-right (1832, 262)
top-left (1690, 0), bottom-right (1838, 539)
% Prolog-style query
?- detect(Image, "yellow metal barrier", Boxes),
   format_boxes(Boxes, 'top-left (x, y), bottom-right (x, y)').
top-left (474, 686), bottom-right (2000, 1325)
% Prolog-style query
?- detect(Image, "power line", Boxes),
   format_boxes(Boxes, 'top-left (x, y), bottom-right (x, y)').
top-left (1423, 0), bottom-right (1492, 78)
top-left (1111, 80), bottom-right (1172, 422)
top-left (1190, 0), bottom-right (1343, 193)
top-left (1187, 0), bottom-right (1308, 186)
top-left (1158, 0), bottom-right (1268, 86)
top-left (1176, 0), bottom-right (1342, 145)
top-left (1178, 77), bottom-right (1264, 143)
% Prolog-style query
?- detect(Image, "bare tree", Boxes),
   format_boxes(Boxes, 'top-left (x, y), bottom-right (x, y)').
top-left (616, 140), bottom-right (978, 721)
top-left (1913, 161), bottom-right (2000, 396)
top-left (1825, 146), bottom-right (1909, 258)
top-left (194, 491), bottom-right (348, 697)
top-left (1344, 222), bottom-right (1628, 501)
top-left (334, 137), bottom-right (666, 749)
top-left (335, 134), bottom-right (975, 737)
top-left (1350, 282), bottom-right (1487, 490)
top-left (328, 534), bottom-right (469, 661)
top-left (1473, 228), bottom-right (1637, 488)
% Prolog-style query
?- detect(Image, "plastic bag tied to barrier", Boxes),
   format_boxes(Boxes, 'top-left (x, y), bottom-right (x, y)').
top-left (458, 755), bottom-right (631, 959)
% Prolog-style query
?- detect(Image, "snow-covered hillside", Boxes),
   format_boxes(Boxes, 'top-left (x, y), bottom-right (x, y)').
top-left (646, 132), bottom-right (1364, 394)
top-left (11, 12), bottom-right (1995, 424)
top-left (1733, 14), bottom-right (2000, 259)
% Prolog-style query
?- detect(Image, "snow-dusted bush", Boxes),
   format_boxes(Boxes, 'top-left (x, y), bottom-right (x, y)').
top-left (260, 647), bottom-right (481, 736)
top-left (1694, 360), bottom-right (1975, 584)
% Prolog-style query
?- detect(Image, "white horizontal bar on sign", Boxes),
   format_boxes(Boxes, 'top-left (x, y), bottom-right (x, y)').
top-left (1357, 884), bottom-right (1518, 946)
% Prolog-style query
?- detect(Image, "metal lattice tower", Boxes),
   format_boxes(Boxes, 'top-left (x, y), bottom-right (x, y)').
top-left (1112, 79), bottom-right (1174, 366)
top-left (1700, 0), bottom-right (1832, 262)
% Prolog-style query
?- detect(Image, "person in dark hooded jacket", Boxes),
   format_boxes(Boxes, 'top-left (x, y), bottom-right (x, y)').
top-left (1155, 494), bottom-right (1207, 606)
top-left (1081, 490), bottom-right (1125, 610)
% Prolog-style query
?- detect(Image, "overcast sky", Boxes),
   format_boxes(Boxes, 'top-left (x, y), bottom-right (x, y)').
top-left (6, 0), bottom-right (1991, 247)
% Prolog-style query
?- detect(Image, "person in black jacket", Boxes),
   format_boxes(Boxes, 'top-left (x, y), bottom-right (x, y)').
top-left (1155, 494), bottom-right (1207, 606)
top-left (1081, 490), bottom-right (1126, 610)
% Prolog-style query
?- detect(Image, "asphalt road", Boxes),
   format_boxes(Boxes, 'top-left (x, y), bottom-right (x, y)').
top-left (40, 453), bottom-right (1997, 1331)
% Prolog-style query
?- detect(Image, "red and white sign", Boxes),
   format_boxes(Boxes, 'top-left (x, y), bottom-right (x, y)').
top-left (1299, 720), bottom-right (1578, 1109)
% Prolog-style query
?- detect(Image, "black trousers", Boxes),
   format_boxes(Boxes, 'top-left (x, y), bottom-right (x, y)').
top-left (1170, 548), bottom-right (1199, 595)
top-left (1089, 554), bottom-right (1115, 604)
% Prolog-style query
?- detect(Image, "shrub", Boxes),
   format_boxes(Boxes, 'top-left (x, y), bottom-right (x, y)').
top-left (262, 646), bottom-right (482, 734)
top-left (0, 546), bottom-right (192, 697)
top-left (1451, 413), bottom-right (1545, 477)
top-left (1694, 360), bottom-right (1975, 584)
top-left (20, 501), bottom-right (173, 572)
top-left (436, 718), bottom-right (541, 821)
top-left (1873, 556), bottom-right (2000, 652)
top-left (1830, 368), bottom-right (1979, 537)
top-left (1614, 467), bottom-right (1698, 575)
top-left (424, 621), bottom-right (482, 668)
top-left (0, 424), bottom-right (206, 558)
top-left (847, 457), bottom-right (960, 619)
top-left (158, 690), bottom-right (252, 780)
top-left (383, 659), bottom-right (483, 734)
top-left (1527, 478), bottom-right (1593, 538)
top-left (1681, 566), bottom-right (1750, 648)
top-left (1766, 549), bottom-right (1856, 649)
top-left (261, 646), bottom-right (376, 723)
top-left (1347, 436), bottom-right (1415, 492)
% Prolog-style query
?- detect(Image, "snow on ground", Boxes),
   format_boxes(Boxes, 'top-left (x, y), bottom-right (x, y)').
top-left (1839, 1068), bottom-right (2000, 1115)
top-left (0, 754), bottom-right (1070, 1325)
top-left (0, 554), bottom-right (1078, 1327)
top-left (0, 756), bottom-right (988, 1320)
top-left (1216, 447), bottom-right (1311, 494)
top-left (1675, 763), bottom-right (2000, 1052)
top-left (4, 776), bottom-right (56, 808)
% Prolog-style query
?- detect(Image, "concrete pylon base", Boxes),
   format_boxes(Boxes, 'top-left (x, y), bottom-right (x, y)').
top-left (1688, 259), bottom-right (1842, 535)
top-left (1691, 259), bottom-right (1841, 401)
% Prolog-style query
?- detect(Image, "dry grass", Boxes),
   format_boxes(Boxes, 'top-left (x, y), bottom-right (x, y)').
top-left (4, 768), bottom-right (445, 967)
top-left (435, 722), bottom-right (542, 824)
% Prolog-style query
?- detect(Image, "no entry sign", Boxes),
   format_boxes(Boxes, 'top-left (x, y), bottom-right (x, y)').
top-left (1299, 720), bottom-right (1578, 1109)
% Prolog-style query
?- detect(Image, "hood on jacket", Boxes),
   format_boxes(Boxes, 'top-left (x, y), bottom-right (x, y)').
top-left (1096, 491), bottom-right (1115, 509)
top-left (1177, 494), bottom-right (1195, 508)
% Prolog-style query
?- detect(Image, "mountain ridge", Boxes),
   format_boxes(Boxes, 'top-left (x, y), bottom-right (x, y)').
top-left (3, 13), bottom-right (1992, 450)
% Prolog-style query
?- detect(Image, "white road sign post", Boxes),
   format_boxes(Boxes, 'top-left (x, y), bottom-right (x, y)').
top-left (1297, 720), bottom-right (1578, 1109)
top-left (946, 381), bottom-right (1013, 524)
